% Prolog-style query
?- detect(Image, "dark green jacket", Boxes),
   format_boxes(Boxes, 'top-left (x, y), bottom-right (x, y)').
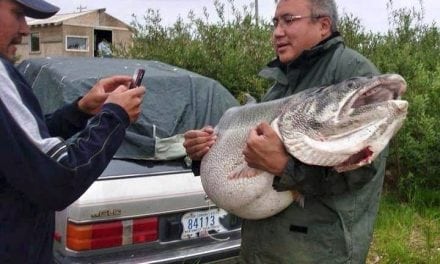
top-left (240, 35), bottom-right (386, 264)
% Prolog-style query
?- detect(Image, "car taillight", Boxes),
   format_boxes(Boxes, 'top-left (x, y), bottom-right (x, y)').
top-left (66, 217), bottom-right (158, 251)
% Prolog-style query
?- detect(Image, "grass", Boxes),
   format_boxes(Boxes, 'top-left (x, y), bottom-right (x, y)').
top-left (367, 194), bottom-right (440, 264)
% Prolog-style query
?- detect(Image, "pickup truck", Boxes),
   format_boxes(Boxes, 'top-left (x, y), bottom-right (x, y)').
top-left (17, 57), bottom-right (241, 263)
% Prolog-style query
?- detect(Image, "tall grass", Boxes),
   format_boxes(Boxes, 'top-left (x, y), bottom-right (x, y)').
top-left (367, 195), bottom-right (440, 263)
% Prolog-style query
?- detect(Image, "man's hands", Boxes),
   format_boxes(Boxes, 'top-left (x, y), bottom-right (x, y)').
top-left (77, 75), bottom-right (146, 123)
top-left (105, 85), bottom-right (145, 123)
top-left (243, 122), bottom-right (289, 176)
top-left (183, 126), bottom-right (216, 161)
top-left (182, 122), bottom-right (289, 177)
top-left (78, 75), bottom-right (131, 115)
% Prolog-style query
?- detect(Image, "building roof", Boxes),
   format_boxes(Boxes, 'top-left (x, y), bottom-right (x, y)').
top-left (27, 8), bottom-right (103, 26)
top-left (26, 8), bottom-right (131, 30)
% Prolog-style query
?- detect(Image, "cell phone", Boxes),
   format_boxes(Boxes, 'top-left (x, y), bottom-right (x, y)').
top-left (130, 68), bottom-right (145, 88)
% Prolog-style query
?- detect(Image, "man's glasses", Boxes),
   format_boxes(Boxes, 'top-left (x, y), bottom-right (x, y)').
top-left (272, 14), bottom-right (326, 29)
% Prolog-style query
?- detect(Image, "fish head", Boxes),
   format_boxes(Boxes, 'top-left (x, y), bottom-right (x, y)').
top-left (276, 74), bottom-right (408, 172)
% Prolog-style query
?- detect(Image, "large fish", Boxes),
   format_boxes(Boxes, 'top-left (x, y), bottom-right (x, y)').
top-left (201, 74), bottom-right (408, 219)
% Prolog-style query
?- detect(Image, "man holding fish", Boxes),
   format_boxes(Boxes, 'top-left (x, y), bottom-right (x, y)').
top-left (183, 0), bottom-right (407, 263)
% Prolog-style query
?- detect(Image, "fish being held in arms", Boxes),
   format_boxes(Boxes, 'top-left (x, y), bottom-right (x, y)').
top-left (200, 74), bottom-right (408, 220)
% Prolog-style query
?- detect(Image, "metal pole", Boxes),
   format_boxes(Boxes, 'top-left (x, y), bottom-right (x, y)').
top-left (255, 0), bottom-right (259, 26)
top-left (76, 5), bottom-right (87, 12)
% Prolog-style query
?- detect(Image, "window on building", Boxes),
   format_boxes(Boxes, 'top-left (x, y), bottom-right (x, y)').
top-left (30, 32), bottom-right (40, 53)
top-left (66, 36), bottom-right (89, 51)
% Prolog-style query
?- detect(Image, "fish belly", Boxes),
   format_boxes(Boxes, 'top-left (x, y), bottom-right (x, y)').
top-left (200, 99), bottom-right (294, 219)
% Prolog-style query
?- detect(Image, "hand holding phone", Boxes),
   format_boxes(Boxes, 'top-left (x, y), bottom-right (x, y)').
top-left (130, 68), bottom-right (145, 88)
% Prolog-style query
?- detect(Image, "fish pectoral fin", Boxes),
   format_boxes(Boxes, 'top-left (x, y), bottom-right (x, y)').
top-left (227, 164), bottom-right (262, 180)
top-left (290, 190), bottom-right (305, 207)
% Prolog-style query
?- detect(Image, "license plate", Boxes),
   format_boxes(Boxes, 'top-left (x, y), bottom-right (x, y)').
top-left (181, 208), bottom-right (228, 239)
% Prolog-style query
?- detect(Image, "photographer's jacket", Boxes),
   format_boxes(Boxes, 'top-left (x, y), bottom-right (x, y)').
top-left (0, 57), bottom-right (129, 263)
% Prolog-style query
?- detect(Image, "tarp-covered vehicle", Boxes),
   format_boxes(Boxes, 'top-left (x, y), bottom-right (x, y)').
top-left (17, 57), bottom-right (241, 264)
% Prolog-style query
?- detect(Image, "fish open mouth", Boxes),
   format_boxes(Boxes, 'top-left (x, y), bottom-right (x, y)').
top-left (349, 75), bottom-right (407, 109)
top-left (328, 75), bottom-right (407, 140)
top-left (278, 74), bottom-right (408, 171)
top-left (333, 75), bottom-right (407, 171)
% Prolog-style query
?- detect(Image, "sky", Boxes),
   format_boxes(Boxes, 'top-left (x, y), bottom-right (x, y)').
top-left (47, 0), bottom-right (440, 33)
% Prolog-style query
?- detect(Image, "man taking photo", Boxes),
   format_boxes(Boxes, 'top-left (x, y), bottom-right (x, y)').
top-left (0, 0), bottom-right (145, 262)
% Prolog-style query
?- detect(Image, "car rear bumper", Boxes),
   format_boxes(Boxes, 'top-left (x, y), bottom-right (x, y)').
top-left (54, 231), bottom-right (241, 264)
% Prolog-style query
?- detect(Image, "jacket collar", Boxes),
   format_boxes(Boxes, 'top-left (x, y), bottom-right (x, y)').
top-left (259, 32), bottom-right (343, 85)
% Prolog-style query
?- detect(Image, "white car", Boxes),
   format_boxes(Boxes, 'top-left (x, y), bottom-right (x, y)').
top-left (18, 57), bottom-right (241, 263)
